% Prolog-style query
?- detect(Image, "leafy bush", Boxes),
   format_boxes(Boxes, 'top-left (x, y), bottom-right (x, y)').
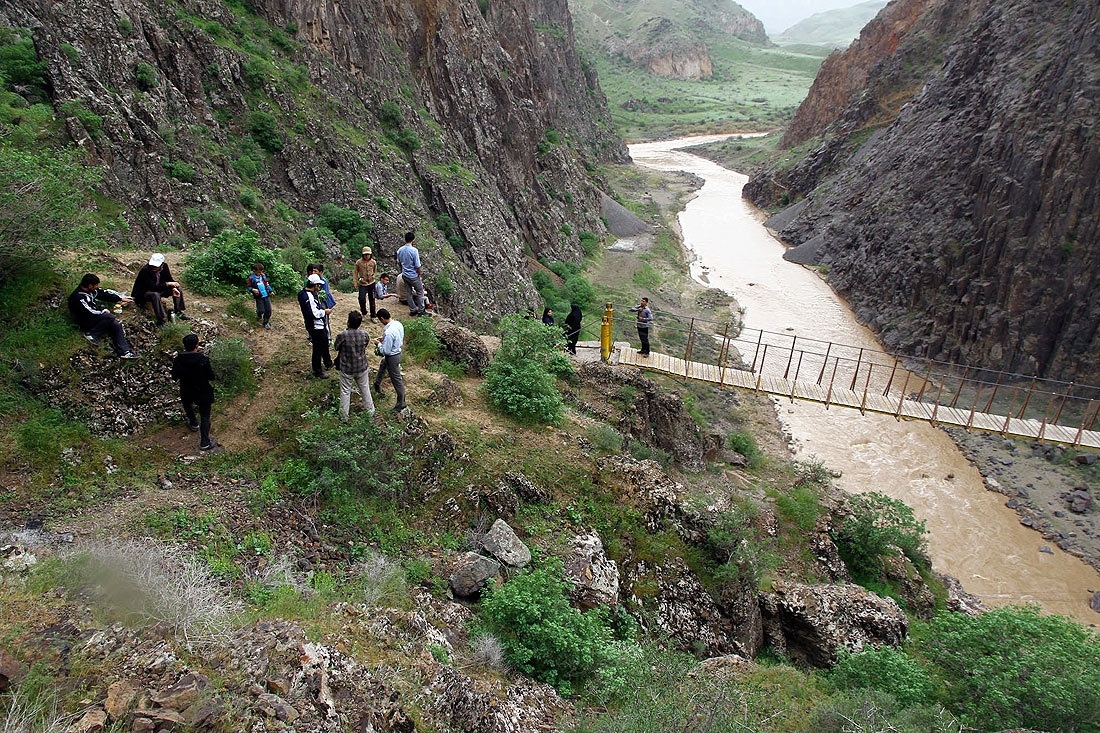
top-left (579, 230), bottom-right (600, 256)
top-left (58, 100), bottom-right (102, 137)
top-left (474, 559), bottom-right (616, 694)
top-left (207, 337), bottom-right (255, 398)
top-left (291, 411), bottom-right (413, 501)
top-left (703, 501), bottom-right (776, 589)
top-left (831, 492), bottom-right (929, 580)
top-left (726, 430), bottom-right (761, 467)
top-left (134, 61), bottom-right (158, 90)
top-left (830, 647), bottom-right (935, 708)
top-left (435, 213), bottom-right (464, 250)
top-left (249, 110), bottom-right (283, 153)
top-left (919, 605), bottom-right (1100, 731)
top-left (483, 313), bottom-right (569, 425)
top-left (231, 137), bottom-right (266, 180)
top-left (189, 207), bottom-right (233, 236)
top-left (314, 203), bottom-right (372, 259)
top-left (433, 273), bottom-right (454, 300)
top-left (403, 315), bottom-right (442, 363)
top-left (165, 159), bottom-right (195, 183)
top-left (587, 424), bottom-right (623, 454)
top-left (238, 187), bottom-right (260, 210)
top-left (183, 226), bottom-right (299, 296)
top-left (0, 146), bottom-right (100, 276)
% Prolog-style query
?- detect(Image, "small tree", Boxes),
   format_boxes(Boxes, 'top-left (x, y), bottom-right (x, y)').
top-left (482, 313), bottom-right (570, 424)
top-left (831, 492), bottom-right (929, 580)
top-left (183, 226), bottom-right (299, 295)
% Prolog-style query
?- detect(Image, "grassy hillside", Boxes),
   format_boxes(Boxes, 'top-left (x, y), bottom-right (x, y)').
top-left (583, 38), bottom-right (826, 141)
top-left (775, 1), bottom-right (889, 48)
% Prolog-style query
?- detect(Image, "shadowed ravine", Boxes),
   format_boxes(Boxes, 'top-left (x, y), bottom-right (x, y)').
top-left (631, 136), bottom-right (1100, 624)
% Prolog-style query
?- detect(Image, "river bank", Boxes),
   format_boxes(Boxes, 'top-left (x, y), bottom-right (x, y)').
top-left (621, 138), bottom-right (1100, 622)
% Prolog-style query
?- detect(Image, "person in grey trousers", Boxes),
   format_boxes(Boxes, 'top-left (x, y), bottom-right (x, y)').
top-left (334, 311), bottom-right (376, 419)
top-left (396, 231), bottom-right (428, 316)
top-left (372, 308), bottom-right (407, 412)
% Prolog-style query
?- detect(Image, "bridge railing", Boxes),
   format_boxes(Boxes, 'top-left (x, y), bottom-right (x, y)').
top-left (601, 303), bottom-right (1100, 443)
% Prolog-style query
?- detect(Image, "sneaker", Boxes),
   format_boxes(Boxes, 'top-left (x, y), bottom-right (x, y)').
top-left (200, 439), bottom-right (218, 450)
top-left (176, 313), bottom-right (191, 321)
top-left (119, 352), bottom-right (139, 360)
top-left (83, 333), bottom-right (100, 346)
top-left (391, 405), bottom-right (406, 413)
top-left (263, 323), bottom-right (272, 329)
top-left (187, 422), bottom-right (199, 432)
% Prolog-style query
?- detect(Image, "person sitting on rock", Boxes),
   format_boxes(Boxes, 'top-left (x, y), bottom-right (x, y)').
top-left (132, 253), bottom-right (189, 326)
top-left (67, 273), bottom-right (138, 359)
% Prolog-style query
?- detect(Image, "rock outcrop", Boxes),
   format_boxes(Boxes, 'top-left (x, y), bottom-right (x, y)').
top-left (748, 0), bottom-right (1100, 383)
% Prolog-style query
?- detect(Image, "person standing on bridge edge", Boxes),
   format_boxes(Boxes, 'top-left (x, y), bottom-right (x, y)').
top-left (630, 296), bottom-right (653, 357)
top-left (563, 303), bottom-right (582, 355)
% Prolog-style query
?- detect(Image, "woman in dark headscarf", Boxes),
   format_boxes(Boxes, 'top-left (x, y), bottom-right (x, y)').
top-left (541, 307), bottom-right (555, 326)
top-left (563, 303), bottom-right (582, 355)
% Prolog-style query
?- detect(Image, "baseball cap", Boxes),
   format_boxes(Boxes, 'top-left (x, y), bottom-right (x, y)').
top-left (307, 274), bottom-right (324, 285)
top-left (149, 253), bottom-right (165, 267)
top-left (362, 247), bottom-right (372, 255)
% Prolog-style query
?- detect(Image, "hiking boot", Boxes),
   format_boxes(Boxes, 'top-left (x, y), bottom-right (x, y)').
top-left (391, 405), bottom-right (406, 413)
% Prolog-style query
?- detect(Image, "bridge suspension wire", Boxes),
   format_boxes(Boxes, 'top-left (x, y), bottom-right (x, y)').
top-left (599, 303), bottom-right (1100, 449)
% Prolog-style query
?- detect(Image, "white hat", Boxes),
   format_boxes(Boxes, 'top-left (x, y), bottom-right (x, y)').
top-left (149, 253), bottom-right (165, 267)
top-left (307, 274), bottom-right (324, 285)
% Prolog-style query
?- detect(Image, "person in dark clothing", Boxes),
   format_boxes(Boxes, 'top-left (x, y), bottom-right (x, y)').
top-left (298, 273), bottom-right (334, 378)
top-left (67, 273), bottom-right (138, 359)
top-left (132, 253), bottom-right (188, 326)
top-left (171, 333), bottom-right (217, 450)
top-left (629, 296), bottom-right (653, 357)
top-left (563, 303), bottom-right (582, 355)
top-left (542, 307), bottom-right (555, 326)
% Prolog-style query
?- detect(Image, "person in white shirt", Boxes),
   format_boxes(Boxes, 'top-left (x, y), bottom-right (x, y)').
top-left (372, 308), bottom-right (407, 412)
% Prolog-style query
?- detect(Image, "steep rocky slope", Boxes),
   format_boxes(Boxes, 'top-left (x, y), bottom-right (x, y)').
top-left (1, 0), bottom-right (625, 322)
top-left (747, 0), bottom-right (1100, 383)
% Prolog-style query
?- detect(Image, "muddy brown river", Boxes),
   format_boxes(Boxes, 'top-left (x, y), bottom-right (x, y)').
top-left (631, 136), bottom-right (1100, 624)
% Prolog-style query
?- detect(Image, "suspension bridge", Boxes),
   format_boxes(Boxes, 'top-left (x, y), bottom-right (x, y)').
top-left (584, 304), bottom-right (1100, 450)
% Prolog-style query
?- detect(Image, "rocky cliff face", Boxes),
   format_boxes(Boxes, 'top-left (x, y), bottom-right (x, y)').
top-left (1, 0), bottom-right (625, 323)
top-left (748, 0), bottom-right (1100, 382)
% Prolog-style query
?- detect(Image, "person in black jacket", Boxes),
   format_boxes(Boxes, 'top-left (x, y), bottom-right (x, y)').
top-left (563, 303), bottom-right (582, 355)
top-left (133, 253), bottom-right (189, 326)
top-left (171, 333), bottom-right (217, 450)
top-left (298, 274), bottom-right (334, 378)
top-left (67, 273), bottom-right (138, 359)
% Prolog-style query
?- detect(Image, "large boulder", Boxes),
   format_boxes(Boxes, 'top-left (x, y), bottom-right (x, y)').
top-left (421, 666), bottom-right (569, 733)
top-left (449, 552), bottom-right (503, 598)
top-left (478, 520), bottom-right (531, 569)
top-left (563, 533), bottom-right (620, 609)
top-left (433, 320), bottom-right (491, 376)
top-left (760, 581), bottom-right (908, 667)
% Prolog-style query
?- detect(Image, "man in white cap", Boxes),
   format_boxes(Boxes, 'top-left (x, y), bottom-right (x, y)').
top-left (353, 245), bottom-right (378, 319)
top-left (298, 273), bottom-right (334, 378)
top-left (132, 253), bottom-right (188, 326)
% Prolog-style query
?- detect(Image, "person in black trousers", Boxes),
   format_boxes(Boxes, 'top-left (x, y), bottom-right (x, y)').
top-left (563, 303), bottom-right (582, 355)
top-left (298, 274), bottom-right (334, 378)
top-left (171, 333), bottom-right (217, 450)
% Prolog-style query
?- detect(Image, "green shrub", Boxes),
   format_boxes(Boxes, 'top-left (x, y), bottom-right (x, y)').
top-left (238, 188), bottom-right (260, 210)
top-left (207, 337), bottom-right (255, 398)
top-left (403, 315), bottom-right (441, 363)
top-left (190, 207), bottom-right (233, 236)
top-left (58, 100), bottom-right (102, 136)
top-left (775, 484), bottom-right (822, 531)
top-left (250, 110), bottom-right (283, 153)
top-left (433, 273), bottom-right (454, 300)
top-left (578, 230), bottom-right (600, 256)
top-left (231, 137), bottom-right (266, 180)
top-left (919, 606), bottom-right (1100, 731)
top-left (831, 492), bottom-right (929, 580)
top-left (293, 411), bottom-right (413, 501)
top-left (482, 313), bottom-right (569, 425)
top-left (725, 431), bottom-right (761, 467)
top-left (315, 203), bottom-right (372, 259)
top-left (435, 214), bottom-right (464, 250)
top-left (183, 226), bottom-right (298, 295)
top-left (134, 61), bottom-right (158, 90)
top-left (474, 558), bottom-right (616, 694)
top-left (117, 17), bottom-right (134, 36)
top-left (0, 146), bottom-right (100, 276)
top-left (165, 159), bottom-right (195, 183)
top-left (703, 501), bottom-right (776, 589)
top-left (830, 647), bottom-right (935, 708)
top-left (587, 424), bottom-right (623, 454)
top-left (0, 27), bottom-right (48, 103)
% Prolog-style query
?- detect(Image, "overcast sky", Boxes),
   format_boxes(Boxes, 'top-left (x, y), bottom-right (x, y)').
top-left (736, 0), bottom-right (868, 34)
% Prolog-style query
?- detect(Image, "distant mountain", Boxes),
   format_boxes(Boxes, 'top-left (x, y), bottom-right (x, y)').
top-left (568, 0), bottom-right (767, 80)
top-left (775, 0), bottom-right (888, 48)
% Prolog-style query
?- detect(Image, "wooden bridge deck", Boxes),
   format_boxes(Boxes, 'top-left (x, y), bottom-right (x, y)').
top-left (617, 346), bottom-right (1100, 449)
